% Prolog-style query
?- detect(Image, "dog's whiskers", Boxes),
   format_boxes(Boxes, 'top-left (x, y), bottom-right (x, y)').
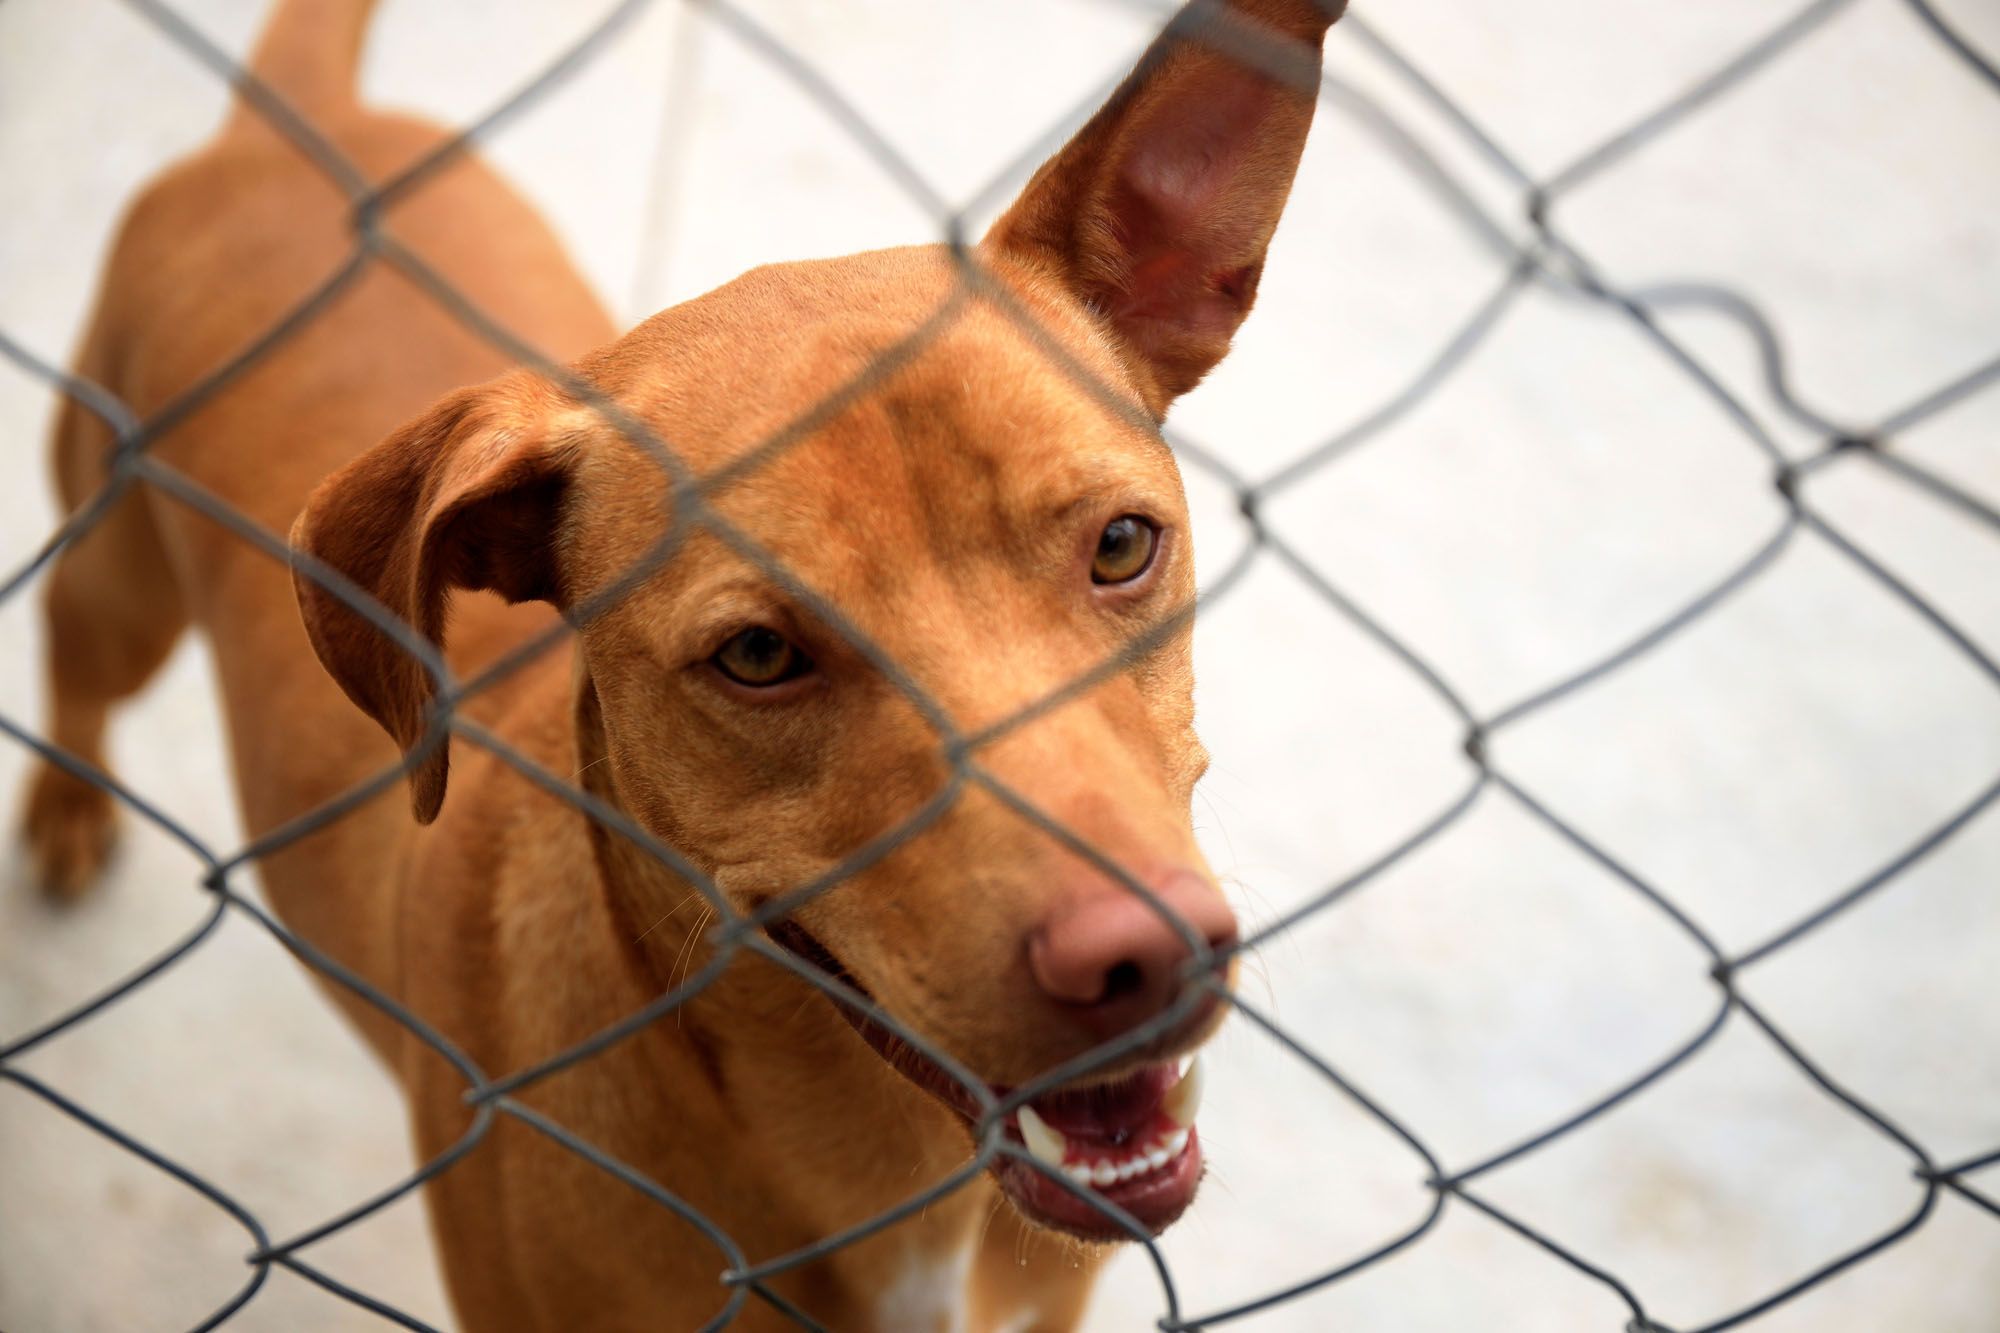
top-left (634, 885), bottom-right (712, 943)
top-left (668, 905), bottom-right (714, 987)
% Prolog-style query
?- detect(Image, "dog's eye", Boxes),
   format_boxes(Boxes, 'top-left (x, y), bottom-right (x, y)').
top-left (1092, 516), bottom-right (1158, 585)
top-left (713, 627), bottom-right (811, 688)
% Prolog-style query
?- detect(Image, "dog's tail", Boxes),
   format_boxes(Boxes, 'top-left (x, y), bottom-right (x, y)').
top-left (229, 0), bottom-right (383, 131)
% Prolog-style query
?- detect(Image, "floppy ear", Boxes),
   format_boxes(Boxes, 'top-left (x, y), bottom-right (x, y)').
top-left (290, 377), bottom-right (574, 824)
top-left (983, 0), bottom-right (1341, 415)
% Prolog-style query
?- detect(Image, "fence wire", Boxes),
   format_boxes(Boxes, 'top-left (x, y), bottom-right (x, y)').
top-left (3, 0), bottom-right (1998, 1330)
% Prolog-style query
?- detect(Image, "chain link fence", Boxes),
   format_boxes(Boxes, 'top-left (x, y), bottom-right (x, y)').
top-left (3, 0), bottom-right (1998, 1329)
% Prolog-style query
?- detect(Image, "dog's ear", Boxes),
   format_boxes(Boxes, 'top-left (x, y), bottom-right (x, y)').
top-left (291, 377), bottom-right (575, 824)
top-left (984, 0), bottom-right (1340, 415)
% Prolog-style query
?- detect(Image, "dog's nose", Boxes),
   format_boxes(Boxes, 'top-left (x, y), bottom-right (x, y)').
top-left (1027, 870), bottom-right (1237, 1038)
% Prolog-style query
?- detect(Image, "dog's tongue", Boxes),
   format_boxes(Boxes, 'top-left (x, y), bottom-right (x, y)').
top-left (1013, 1057), bottom-right (1204, 1168)
top-left (1025, 1062), bottom-right (1183, 1145)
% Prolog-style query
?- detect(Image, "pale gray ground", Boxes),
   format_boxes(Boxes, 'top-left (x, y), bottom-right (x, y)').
top-left (2, 1), bottom-right (1997, 1330)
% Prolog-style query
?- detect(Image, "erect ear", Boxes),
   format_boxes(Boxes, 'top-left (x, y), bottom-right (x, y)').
top-left (983, 0), bottom-right (1341, 415)
top-left (290, 375), bottom-right (576, 824)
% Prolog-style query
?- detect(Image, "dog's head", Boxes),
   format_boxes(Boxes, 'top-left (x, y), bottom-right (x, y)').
top-left (294, 0), bottom-right (1339, 1240)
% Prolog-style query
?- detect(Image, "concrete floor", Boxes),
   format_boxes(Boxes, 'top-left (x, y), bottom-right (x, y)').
top-left (2, 0), bottom-right (1997, 1329)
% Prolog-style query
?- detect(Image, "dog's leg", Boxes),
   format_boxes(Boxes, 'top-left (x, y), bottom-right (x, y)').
top-left (22, 327), bottom-right (188, 898)
top-left (966, 1206), bottom-right (1107, 1332)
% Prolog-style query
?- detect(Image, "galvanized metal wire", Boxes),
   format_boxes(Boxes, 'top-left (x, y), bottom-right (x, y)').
top-left (3, 0), bottom-right (1997, 1329)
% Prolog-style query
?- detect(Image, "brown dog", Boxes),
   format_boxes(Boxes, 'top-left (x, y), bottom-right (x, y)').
top-left (23, 0), bottom-right (1339, 1326)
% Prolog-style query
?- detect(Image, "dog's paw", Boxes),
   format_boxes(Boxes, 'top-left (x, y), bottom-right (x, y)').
top-left (21, 763), bottom-right (119, 901)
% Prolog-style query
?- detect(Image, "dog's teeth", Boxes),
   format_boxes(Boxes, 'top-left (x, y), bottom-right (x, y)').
top-left (1163, 1054), bottom-right (1204, 1129)
top-left (1024, 1079), bottom-right (1202, 1194)
top-left (1017, 1104), bottom-right (1069, 1171)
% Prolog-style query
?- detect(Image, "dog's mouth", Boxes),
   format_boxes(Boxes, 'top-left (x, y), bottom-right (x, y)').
top-left (991, 1058), bottom-right (1204, 1239)
top-left (766, 919), bottom-right (1209, 1240)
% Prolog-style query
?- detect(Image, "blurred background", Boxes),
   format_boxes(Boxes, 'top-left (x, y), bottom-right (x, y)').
top-left (2, 0), bottom-right (1998, 1329)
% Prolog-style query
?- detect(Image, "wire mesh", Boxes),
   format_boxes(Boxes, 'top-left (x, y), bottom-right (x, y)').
top-left (2, 0), bottom-right (1997, 1329)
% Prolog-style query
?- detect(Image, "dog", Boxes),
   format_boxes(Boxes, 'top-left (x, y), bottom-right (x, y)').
top-left (22, 0), bottom-right (1339, 1326)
